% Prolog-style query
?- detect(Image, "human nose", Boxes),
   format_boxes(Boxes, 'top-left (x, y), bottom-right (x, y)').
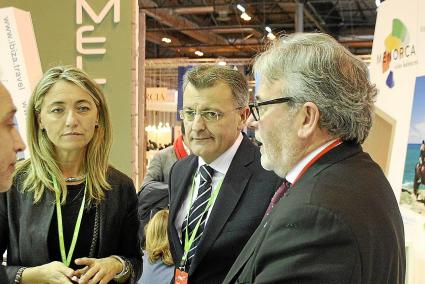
top-left (249, 120), bottom-right (259, 130)
top-left (65, 110), bottom-right (78, 127)
top-left (246, 114), bottom-right (258, 130)
top-left (191, 112), bottom-right (206, 131)
top-left (13, 128), bottom-right (26, 152)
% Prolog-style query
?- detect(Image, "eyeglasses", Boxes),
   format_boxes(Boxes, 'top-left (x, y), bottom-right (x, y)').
top-left (249, 97), bottom-right (294, 121)
top-left (179, 108), bottom-right (241, 122)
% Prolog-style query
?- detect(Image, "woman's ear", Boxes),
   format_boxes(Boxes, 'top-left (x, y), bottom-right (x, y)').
top-left (37, 113), bottom-right (44, 130)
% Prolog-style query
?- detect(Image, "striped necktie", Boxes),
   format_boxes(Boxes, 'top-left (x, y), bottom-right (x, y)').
top-left (182, 164), bottom-right (215, 267)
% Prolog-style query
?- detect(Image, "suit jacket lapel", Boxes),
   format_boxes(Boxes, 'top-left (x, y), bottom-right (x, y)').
top-left (189, 136), bottom-right (255, 273)
top-left (224, 215), bottom-right (270, 282)
top-left (169, 155), bottom-right (199, 261)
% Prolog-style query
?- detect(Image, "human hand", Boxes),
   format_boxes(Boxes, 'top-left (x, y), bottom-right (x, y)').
top-left (74, 257), bottom-right (123, 284)
top-left (21, 261), bottom-right (75, 284)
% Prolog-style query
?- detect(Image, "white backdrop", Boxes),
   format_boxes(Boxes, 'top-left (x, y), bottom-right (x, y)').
top-left (0, 7), bottom-right (42, 158)
top-left (370, 1), bottom-right (425, 283)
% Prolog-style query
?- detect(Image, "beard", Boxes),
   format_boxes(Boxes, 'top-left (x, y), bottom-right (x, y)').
top-left (257, 117), bottom-right (302, 178)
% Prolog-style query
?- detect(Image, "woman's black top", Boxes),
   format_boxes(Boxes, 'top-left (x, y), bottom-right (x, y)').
top-left (47, 183), bottom-right (96, 270)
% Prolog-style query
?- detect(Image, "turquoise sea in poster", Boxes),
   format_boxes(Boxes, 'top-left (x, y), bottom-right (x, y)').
top-left (403, 143), bottom-right (421, 190)
top-left (402, 76), bottom-right (425, 191)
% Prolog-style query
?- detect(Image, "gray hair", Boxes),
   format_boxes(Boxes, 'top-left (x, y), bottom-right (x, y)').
top-left (183, 65), bottom-right (249, 108)
top-left (253, 33), bottom-right (377, 144)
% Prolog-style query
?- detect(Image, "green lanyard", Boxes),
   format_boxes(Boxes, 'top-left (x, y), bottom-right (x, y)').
top-left (52, 176), bottom-right (87, 267)
top-left (180, 172), bottom-right (224, 268)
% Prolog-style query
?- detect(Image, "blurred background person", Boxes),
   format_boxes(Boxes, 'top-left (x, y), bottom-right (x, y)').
top-left (140, 122), bottom-right (189, 191)
top-left (138, 123), bottom-right (190, 244)
top-left (137, 209), bottom-right (174, 284)
top-left (0, 66), bottom-right (141, 284)
top-left (0, 81), bottom-right (26, 283)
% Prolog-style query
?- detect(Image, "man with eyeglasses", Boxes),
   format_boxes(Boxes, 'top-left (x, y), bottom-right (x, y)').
top-left (168, 65), bottom-right (282, 284)
top-left (224, 33), bottom-right (405, 284)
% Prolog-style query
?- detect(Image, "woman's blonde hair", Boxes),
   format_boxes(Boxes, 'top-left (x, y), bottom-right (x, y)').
top-left (145, 209), bottom-right (173, 265)
top-left (16, 65), bottom-right (112, 204)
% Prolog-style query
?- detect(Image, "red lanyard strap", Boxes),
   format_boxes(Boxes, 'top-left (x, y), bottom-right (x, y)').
top-left (293, 139), bottom-right (342, 185)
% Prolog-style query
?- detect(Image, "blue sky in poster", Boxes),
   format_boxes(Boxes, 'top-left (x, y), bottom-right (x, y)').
top-left (408, 76), bottom-right (425, 144)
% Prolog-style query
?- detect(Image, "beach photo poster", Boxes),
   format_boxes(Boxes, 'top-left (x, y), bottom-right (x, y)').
top-left (401, 75), bottom-right (425, 215)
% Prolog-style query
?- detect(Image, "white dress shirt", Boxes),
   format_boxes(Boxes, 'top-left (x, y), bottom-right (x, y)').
top-left (175, 133), bottom-right (244, 240)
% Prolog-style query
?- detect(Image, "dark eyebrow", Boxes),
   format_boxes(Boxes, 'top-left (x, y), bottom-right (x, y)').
top-left (47, 101), bottom-right (65, 106)
top-left (75, 99), bottom-right (92, 104)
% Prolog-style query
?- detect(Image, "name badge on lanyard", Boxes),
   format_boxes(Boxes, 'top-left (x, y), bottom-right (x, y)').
top-left (175, 268), bottom-right (189, 284)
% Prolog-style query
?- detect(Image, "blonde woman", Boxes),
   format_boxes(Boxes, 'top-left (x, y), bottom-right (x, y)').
top-left (138, 209), bottom-right (174, 284)
top-left (0, 66), bottom-right (141, 284)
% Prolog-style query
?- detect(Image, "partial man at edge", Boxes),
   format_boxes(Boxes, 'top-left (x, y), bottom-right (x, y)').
top-left (0, 81), bottom-right (26, 283)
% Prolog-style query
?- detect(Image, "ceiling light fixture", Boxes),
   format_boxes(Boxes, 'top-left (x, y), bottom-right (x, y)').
top-left (267, 33), bottom-right (276, 40)
top-left (194, 50), bottom-right (204, 56)
top-left (265, 26), bottom-right (276, 40)
top-left (237, 4), bottom-right (251, 21)
top-left (236, 4), bottom-right (245, 12)
top-left (241, 12), bottom-right (251, 21)
top-left (161, 37), bottom-right (171, 43)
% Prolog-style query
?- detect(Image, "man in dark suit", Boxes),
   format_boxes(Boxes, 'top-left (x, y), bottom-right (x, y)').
top-left (0, 82), bottom-right (26, 282)
top-left (168, 65), bottom-right (282, 284)
top-left (224, 33), bottom-right (406, 284)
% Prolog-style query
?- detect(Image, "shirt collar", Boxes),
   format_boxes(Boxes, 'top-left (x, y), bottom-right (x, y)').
top-left (198, 132), bottom-right (243, 175)
top-left (286, 139), bottom-right (339, 184)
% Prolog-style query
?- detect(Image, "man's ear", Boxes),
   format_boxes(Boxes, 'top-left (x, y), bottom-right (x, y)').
top-left (238, 107), bottom-right (250, 130)
top-left (297, 102), bottom-right (320, 138)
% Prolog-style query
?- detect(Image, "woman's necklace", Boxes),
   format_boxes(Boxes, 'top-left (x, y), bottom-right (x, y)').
top-left (65, 176), bottom-right (85, 183)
